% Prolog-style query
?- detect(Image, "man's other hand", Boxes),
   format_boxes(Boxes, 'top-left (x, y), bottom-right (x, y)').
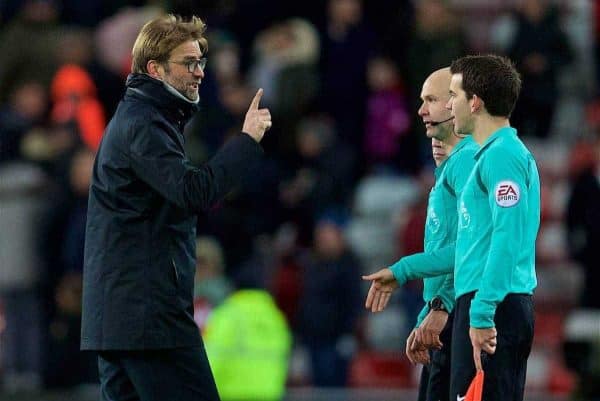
top-left (362, 268), bottom-right (398, 313)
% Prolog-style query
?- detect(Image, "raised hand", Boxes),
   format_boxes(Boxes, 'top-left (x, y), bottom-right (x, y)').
top-left (362, 268), bottom-right (398, 313)
top-left (242, 88), bottom-right (272, 142)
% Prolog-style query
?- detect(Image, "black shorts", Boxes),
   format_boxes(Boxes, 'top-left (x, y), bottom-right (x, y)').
top-left (450, 292), bottom-right (534, 401)
top-left (418, 312), bottom-right (453, 401)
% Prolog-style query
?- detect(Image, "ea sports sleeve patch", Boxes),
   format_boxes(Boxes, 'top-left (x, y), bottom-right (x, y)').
top-left (495, 180), bottom-right (520, 207)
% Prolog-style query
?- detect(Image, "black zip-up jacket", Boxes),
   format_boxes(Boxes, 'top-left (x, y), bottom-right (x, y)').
top-left (81, 74), bottom-right (263, 350)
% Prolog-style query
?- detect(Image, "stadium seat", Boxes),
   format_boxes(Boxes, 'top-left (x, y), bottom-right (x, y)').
top-left (348, 351), bottom-right (413, 388)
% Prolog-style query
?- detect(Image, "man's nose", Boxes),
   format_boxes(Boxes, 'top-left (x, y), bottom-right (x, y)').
top-left (193, 68), bottom-right (204, 79)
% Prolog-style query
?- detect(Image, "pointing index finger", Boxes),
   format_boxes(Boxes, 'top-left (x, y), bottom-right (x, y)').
top-left (249, 88), bottom-right (263, 111)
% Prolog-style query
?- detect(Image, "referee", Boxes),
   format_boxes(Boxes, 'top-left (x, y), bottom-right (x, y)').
top-left (363, 55), bottom-right (540, 401)
top-left (363, 67), bottom-right (477, 401)
top-left (446, 54), bottom-right (539, 401)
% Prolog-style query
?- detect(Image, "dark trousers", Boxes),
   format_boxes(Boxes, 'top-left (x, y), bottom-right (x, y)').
top-left (307, 342), bottom-right (349, 387)
top-left (418, 313), bottom-right (453, 401)
top-left (97, 347), bottom-right (220, 401)
top-left (2, 289), bottom-right (42, 375)
top-left (450, 292), bottom-right (534, 401)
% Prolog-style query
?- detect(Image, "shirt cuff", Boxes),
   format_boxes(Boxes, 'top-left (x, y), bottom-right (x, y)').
top-left (389, 259), bottom-right (409, 286)
top-left (469, 298), bottom-right (496, 328)
top-left (438, 293), bottom-right (455, 314)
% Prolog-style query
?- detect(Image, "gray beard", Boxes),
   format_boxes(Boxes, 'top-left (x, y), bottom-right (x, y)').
top-left (162, 81), bottom-right (200, 104)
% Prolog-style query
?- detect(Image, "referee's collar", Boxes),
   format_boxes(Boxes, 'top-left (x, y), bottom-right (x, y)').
top-left (436, 135), bottom-right (476, 171)
top-left (474, 126), bottom-right (517, 159)
top-left (449, 135), bottom-right (475, 158)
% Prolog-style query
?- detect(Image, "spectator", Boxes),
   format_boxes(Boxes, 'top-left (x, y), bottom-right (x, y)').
top-left (364, 0), bottom-right (414, 67)
top-left (270, 223), bottom-right (307, 332)
top-left (507, 0), bottom-right (574, 138)
top-left (275, 18), bottom-right (320, 155)
top-left (404, 0), bottom-right (466, 172)
top-left (279, 116), bottom-right (356, 244)
top-left (364, 56), bottom-right (411, 171)
top-left (564, 123), bottom-right (600, 399)
top-left (0, 161), bottom-right (47, 393)
top-left (0, 80), bottom-right (48, 163)
top-left (58, 0), bottom-right (109, 27)
top-left (566, 131), bottom-right (600, 309)
top-left (38, 148), bottom-right (94, 389)
top-left (0, 0), bottom-right (61, 102)
top-left (19, 65), bottom-right (105, 183)
top-left (297, 211), bottom-right (363, 387)
top-left (45, 271), bottom-right (96, 388)
top-left (193, 236), bottom-right (233, 332)
top-left (319, 0), bottom-right (376, 148)
top-left (94, 3), bottom-right (164, 78)
top-left (248, 17), bottom-right (321, 157)
top-left (49, 64), bottom-right (106, 152)
top-left (203, 261), bottom-right (292, 401)
top-left (405, 0), bottom-right (466, 100)
top-left (55, 27), bottom-right (124, 118)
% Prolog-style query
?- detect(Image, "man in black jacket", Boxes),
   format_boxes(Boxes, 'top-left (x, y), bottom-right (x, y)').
top-left (81, 14), bottom-right (271, 401)
top-left (566, 134), bottom-right (600, 309)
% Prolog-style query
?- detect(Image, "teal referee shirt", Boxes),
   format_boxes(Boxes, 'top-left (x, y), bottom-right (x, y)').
top-left (457, 126), bottom-right (540, 328)
top-left (390, 136), bottom-right (478, 327)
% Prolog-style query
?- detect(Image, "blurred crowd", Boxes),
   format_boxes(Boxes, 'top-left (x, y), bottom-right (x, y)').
top-left (0, 0), bottom-right (598, 399)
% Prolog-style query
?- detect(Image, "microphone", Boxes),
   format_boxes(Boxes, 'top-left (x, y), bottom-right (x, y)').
top-left (430, 116), bottom-right (455, 126)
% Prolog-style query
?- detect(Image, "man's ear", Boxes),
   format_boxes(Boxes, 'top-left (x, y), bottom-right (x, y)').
top-left (471, 95), bottom-right (483, 114)
top-left (147, 60), bottom-right (163, 80)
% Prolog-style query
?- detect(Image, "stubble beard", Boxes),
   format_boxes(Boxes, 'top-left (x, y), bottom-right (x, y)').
top-left (434, 125), bottom-right (453, 142)
top-left (454, 115), bottom-right (471, 137)
top-left (164, 70), bottom-right (199, 101)
top-left (183, 86), bottom-right (199, 101)
top-left (176, 80), bottom-right (198, 101)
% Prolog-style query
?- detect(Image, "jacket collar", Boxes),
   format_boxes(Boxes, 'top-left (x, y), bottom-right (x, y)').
top-left (474, 126), bottom-right (517, 160)
top-left (124, 73), bottom-right (200, 124)
top-left (435, 135), bottom-right (475, 174)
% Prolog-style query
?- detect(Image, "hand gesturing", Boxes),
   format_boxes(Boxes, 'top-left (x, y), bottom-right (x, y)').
top-left (362, 268), bottom-right (398, 312)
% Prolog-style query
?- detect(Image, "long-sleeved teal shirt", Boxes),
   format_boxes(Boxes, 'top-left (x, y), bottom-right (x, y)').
top-left (390, 136), bottom-right (478, 327)
top-left (457, 127), bottom-right (540, 328)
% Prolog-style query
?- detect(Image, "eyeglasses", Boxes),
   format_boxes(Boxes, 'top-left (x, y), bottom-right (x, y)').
top-left (168, 57), bottom-right (207, 73)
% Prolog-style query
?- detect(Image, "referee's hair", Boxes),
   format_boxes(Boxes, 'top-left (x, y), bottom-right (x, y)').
top-left (450, 54), bottom-right (521, 118)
